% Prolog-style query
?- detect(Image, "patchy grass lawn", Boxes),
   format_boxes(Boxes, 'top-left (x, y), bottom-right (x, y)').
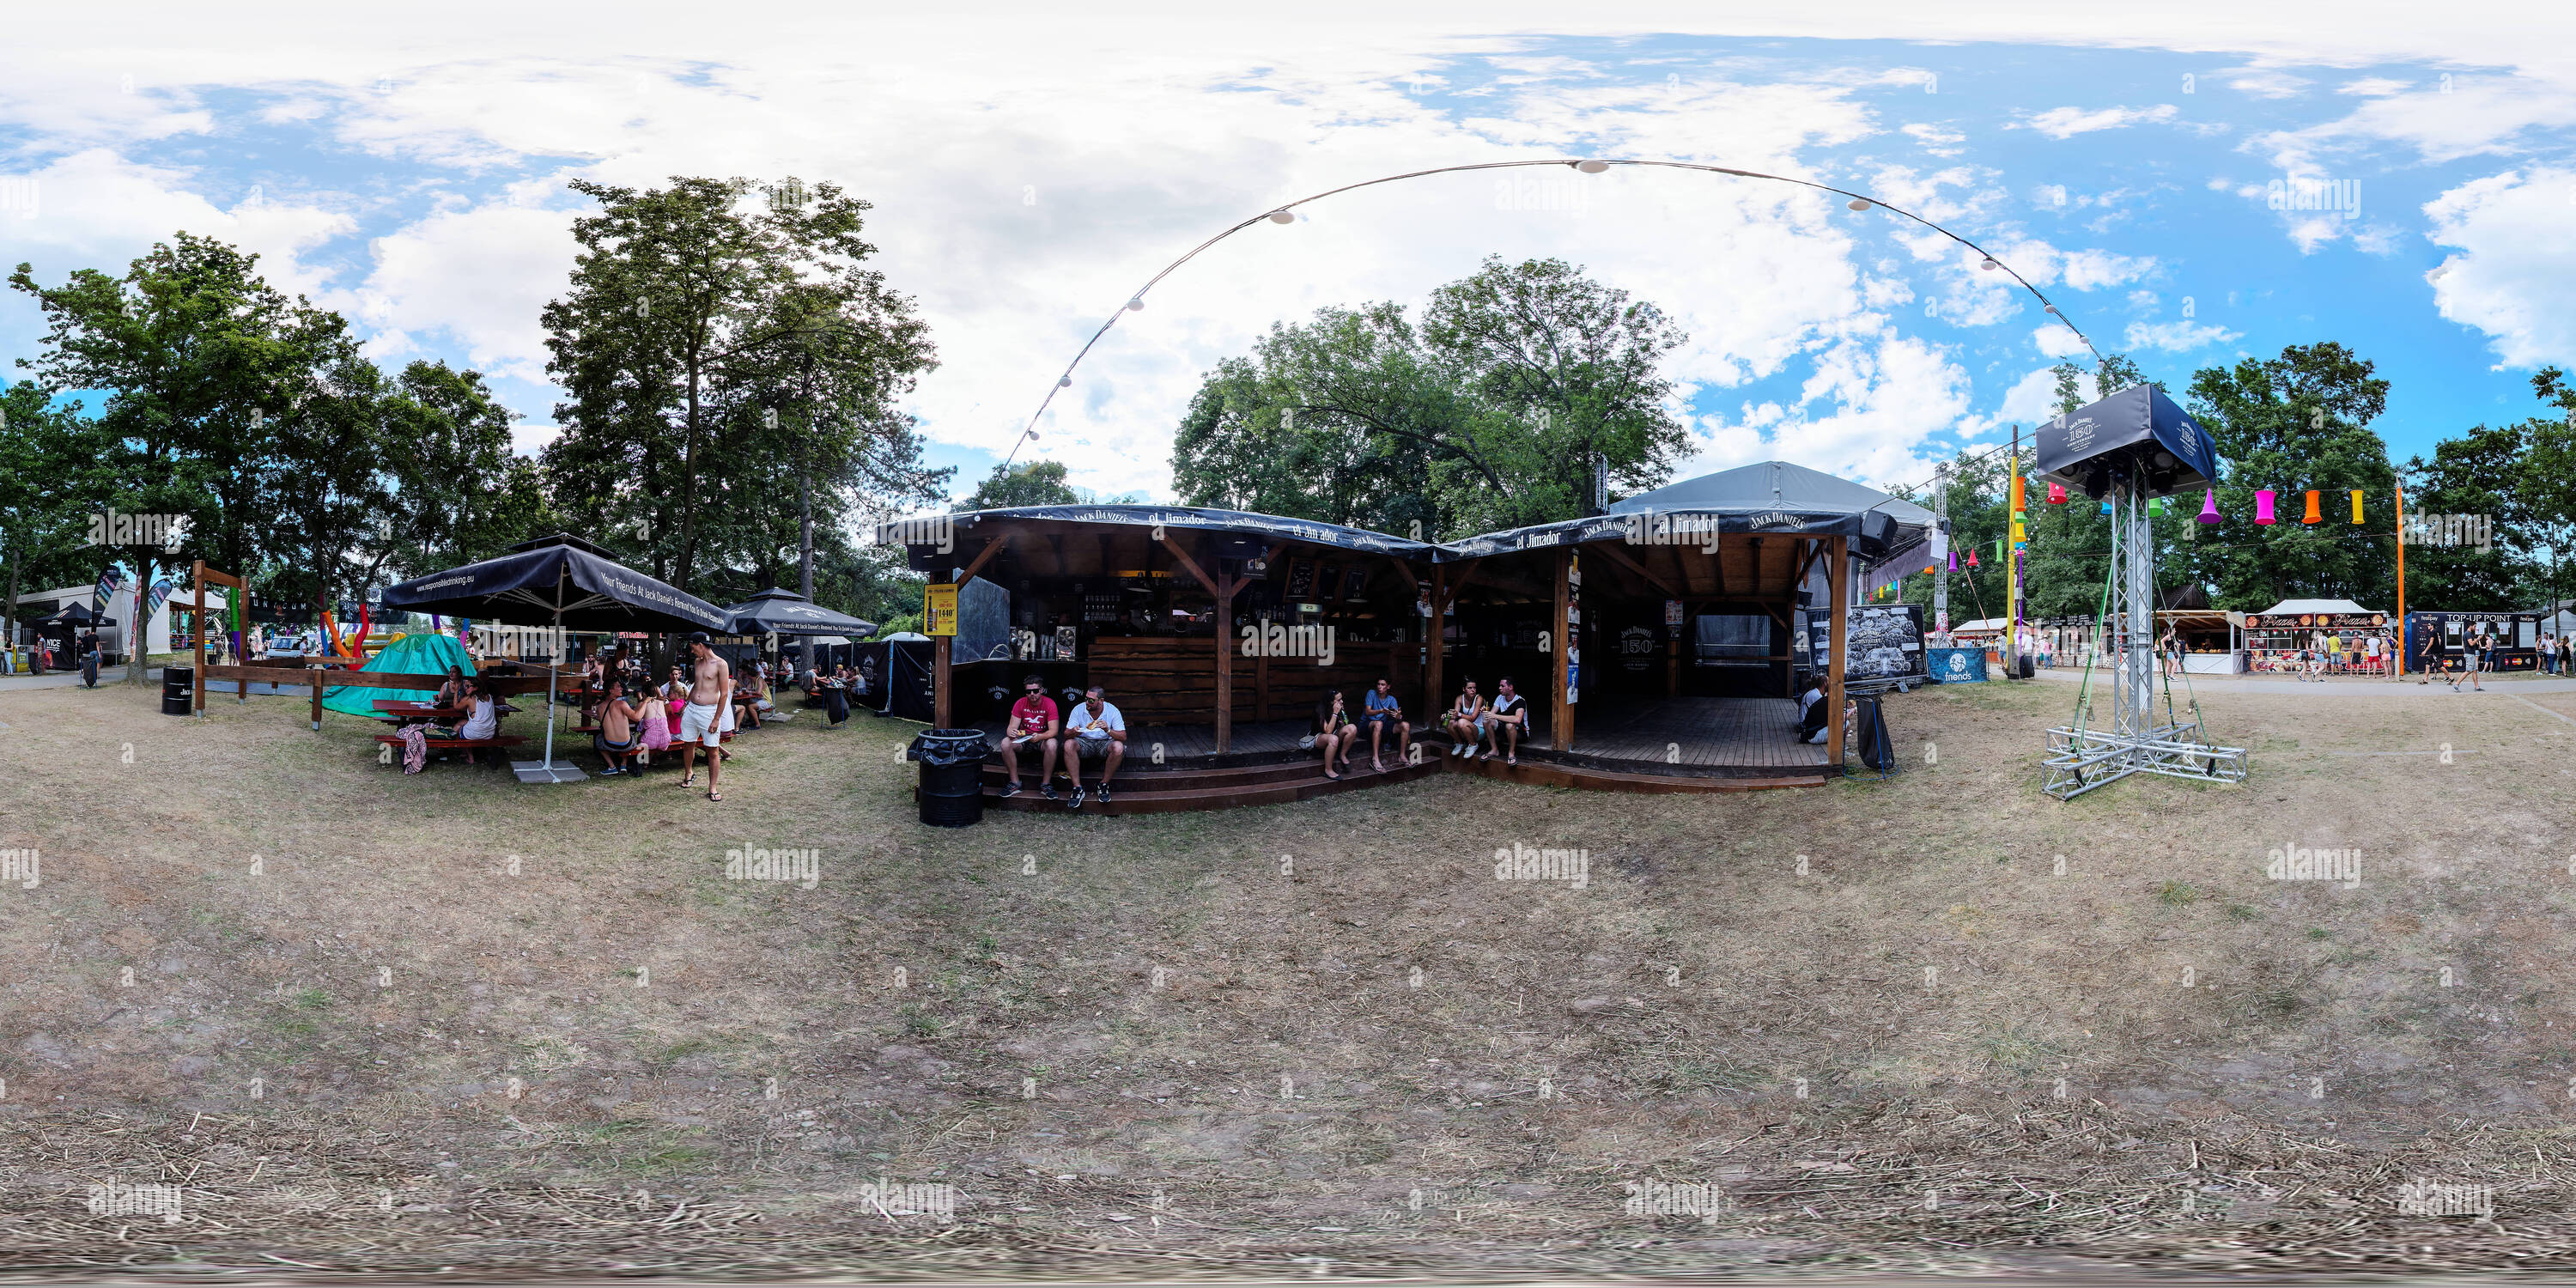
top-left (3, 675), bottom-right (2576, 1277)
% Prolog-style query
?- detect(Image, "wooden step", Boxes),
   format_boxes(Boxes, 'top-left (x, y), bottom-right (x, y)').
top-left (967, 757), bottom-right (1442, 816)
top-left (978, 755), bottom-right (1415, 791)
top-left (1445, 751), bottom-right (1826, 793)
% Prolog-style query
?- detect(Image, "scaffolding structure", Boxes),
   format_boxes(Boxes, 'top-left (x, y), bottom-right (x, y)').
top-left (2041, 485), bottom-right (2248, 800)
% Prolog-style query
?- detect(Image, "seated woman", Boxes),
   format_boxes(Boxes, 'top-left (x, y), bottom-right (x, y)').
top-left (635, 675), bottom-right (672, 767)
top-left (594, 679), bottom-right (642, 775)
top-left (433, 665), bottom-right (470, 709)
top-left (1443, 680), bottom-right (1488, 756)
top-left (456, 677), bottom-right (503, 762)
top-left (1312, 690), bottom-right (1358, 780)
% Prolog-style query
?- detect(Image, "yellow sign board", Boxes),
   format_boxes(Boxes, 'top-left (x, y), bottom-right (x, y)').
top-left (925, 583), bottom-right (959, 636)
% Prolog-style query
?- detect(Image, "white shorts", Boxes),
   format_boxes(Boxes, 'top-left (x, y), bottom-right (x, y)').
top-left (680, 701), bottom-right (735, 747)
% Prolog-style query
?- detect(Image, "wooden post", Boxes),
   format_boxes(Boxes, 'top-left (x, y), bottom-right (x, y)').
top-left (1215, 572), bottom-right (1236, 753)
top-left (933, 635), bottom-right (951, 728)
top-left (1826, 536), bottom-right (1848, 773)
top-left (310, 664), bottom-right (325, 732)
top-left (1667, 599), bottom-right (1682, 699)
top-left (1253, 638), bottom-right (1269, 724)
top-left (1552, 546), bottom-right (1575, 753)
top-left (191, 561), bottom-right (206, 715)
top-left (1426, 562), bottom-right (1445, 728)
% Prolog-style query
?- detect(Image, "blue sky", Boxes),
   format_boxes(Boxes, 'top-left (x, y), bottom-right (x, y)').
top-left (6, 5), bottom-right (2572, 509)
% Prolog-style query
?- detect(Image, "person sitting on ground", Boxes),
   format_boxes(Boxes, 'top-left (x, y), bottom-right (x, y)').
top-left (595, 679), bottom-right (643, 775)
top-left (1362, 677), bottom-right (1410, 772)
top-left (1796, 674), bottom-right (1831, 743)
top-left (997, 673), bottom-right (1061, 799)
top-left (1058, 684), bottom-right (1127, 810)
top-left (1443, 680), bottom-right (1487, 756)
top-left (1485, 675), bottom-right (1528, 764)
top-left (1312, 690), bottom-right (1358, 780)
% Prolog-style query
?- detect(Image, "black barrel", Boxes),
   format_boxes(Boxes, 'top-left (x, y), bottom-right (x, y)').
top-left (161, 667), bottom-right (195, 715)
top-left (911, 728), bottom-right (990, 827)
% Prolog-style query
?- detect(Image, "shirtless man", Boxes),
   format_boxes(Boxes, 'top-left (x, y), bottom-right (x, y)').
top-left (678, 632), bottom-right (734, 800)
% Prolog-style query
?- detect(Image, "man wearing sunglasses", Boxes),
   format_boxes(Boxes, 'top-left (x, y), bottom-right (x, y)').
top-left (997, 673), bottom-right (1062, 799)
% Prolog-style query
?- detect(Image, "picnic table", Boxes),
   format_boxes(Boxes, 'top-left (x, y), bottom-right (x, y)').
top-left (373, 699), bottom-right (465, 726)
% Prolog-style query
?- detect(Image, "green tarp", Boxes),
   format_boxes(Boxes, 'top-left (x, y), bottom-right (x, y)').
top-left (319, 632), bottom-right (474, 716)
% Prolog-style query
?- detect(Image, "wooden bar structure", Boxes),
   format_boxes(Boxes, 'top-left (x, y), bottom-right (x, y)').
top-left (879, 464), bottom-right (1927, 813)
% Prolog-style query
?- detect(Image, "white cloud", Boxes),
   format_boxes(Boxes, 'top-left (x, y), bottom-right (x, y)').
top-left (355, 189), bottom-right (578, 385)
top-left (2225, 68), bottom-right (2312, 100)
top-left (2033, 324), bottom-right (2091, 359)
top-left (1996, 367), bottom-right (2061, 423)
top-left (2336, 77), bottom-right (2411, 97)
top-left (1901, 122), bottom-right (1965, 155)
top-left (2123, 319), bottom-right (2241, 350)
top-left (2014, 103), bottom-right (2180, 139)
top-left (0, 148), bottom-right (350, 301)
top-left (2423, 166), bottom-right (2576, 368)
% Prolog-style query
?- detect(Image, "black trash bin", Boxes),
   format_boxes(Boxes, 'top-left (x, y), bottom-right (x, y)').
top-left (911, 728), bottom-right (990, 827)
top-left (161, 667), bottom-right (195, 715)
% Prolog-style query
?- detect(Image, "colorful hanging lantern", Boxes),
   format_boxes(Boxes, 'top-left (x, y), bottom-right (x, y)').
top-left (1966, 548), bottom-right (1980, 568)
top-left (2197, 487), bottom-right (2221, 524)
top-left (2047, 482), bottom-right (2068, 505)
top-left (2303, 489), bottom-right (2323, 524)
top-left (2011, 474), bottom-right (2026, 512)
top-left (2099, 500), bottom-right (2112, 515)
top-left (2255, 489), bottom-right (2278, 525)
top-left (2349, 489), bottom-right (2365, 524)
top-left (2149, 496), bottom-right (2166, 516)
top-left (1948, 550), bottom-right (1959, 572)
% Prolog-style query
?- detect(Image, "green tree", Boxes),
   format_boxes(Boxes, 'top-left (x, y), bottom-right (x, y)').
top-left (11, 234), bottom-right (359, 680)
top-left (1170, 258), bottom-right (1689, 538)
top-left (2172, 343), bottom-right (2398, 611)
top-left (0, 383), bottom-right (107, 654)
top-left (962, 459), bottom-right (1080, 511)
top-left (539, 176), bottom-right (943, 591)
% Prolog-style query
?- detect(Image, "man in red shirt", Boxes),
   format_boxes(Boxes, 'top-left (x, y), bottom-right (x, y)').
top-left (998, 674), bottom-right (1061, 799)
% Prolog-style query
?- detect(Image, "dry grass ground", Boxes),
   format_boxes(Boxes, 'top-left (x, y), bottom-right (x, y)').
top-left (3, 675), bottom-right (2576, 1279)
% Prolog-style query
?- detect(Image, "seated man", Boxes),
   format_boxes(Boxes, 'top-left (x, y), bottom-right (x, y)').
top-left (1058, 684), bottom-right (1127, 810)
top-left (1443, 679), bottom-right (1487, 756)
top-left (1361, 677), bottom-right (1410, 772)
top-left (1484, 675), bottom-right (1528, 764)
top-left (594, 679), bottom-right (642, 775)
top-left (1795, 674), bottom-right (1830, 743)
top-left (997, 673), bottom-right (1061, 799)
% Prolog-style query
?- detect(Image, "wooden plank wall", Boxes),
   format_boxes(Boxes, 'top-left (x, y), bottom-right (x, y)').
top-left (1086, 637), bottom-right (1421, 724)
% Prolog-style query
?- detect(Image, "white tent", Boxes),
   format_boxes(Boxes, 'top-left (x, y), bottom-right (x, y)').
top-left (2251, 598), bottom-right (2382, 617)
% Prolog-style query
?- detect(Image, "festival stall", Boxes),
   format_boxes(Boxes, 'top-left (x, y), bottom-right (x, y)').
top-left (2403, 611), bottom-right (2543, 672)
top-left (2243, 599), bottom-right (2393, 675)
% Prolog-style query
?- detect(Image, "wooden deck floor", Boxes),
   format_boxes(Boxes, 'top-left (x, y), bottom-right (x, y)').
top-left (1515, 696), bottom-right (1826, 769)
top-left (968, 717), bottom-right (1327, 760)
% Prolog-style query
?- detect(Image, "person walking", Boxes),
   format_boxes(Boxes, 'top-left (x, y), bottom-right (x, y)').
top-left (78, 627), bottom-right (101, 688)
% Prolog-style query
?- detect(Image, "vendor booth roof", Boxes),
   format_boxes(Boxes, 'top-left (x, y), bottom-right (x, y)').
top-left (2254, 598), bottom-right (2382, 617)
top-left (1437, 460), bottom-right (1933, 562)
top-left (880, 505), bottom-right (1432, 556)
top-left (722, 587), bottom-right (877, 638)
top-left (379, 533), bottom-right (738, 635)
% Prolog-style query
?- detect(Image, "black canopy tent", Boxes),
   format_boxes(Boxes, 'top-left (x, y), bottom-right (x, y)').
top-left (722, 587), bottom-right (878, 640)
top-left (379, 533), bottom-right (740, 783)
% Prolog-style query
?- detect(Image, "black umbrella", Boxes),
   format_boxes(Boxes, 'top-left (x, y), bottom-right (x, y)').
top-left (720, 588), bottom-right (878, 638)
top-left (380, 534), bottom-right (740, 782)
